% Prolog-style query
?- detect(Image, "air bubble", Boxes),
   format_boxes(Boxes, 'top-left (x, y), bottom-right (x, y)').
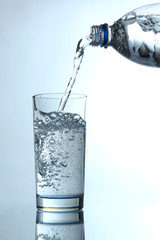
top-left (46, 117), bottom-right (49, 122)
top-left (60, 162), bottom-right (67, 167)
top-left (64, 113), bottom-right (69, 118)
top-left (73, 114), bottom-right (80, 120)
top-left (56, 122), bottom-right (61, 127)
top-left (50, 112), bottom-right (57, 119)
top-left (49, 139), bottom-right (55, 144)
top-left (58, 112), bottom-right (63, 117)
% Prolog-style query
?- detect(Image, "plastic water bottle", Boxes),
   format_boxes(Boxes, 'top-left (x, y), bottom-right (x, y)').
top-left (59, 3), bottom-right (160, 111)
top-left (90, 3), bottom-right (160, 67)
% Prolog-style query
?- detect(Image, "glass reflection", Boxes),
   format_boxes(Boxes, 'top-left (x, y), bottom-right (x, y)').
top-left (36, 210), bottom-right (85, 240)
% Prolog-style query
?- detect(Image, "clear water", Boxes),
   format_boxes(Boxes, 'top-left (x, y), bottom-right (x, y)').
top-left (58, 36), bottom-right (92, 111)
top-left (34, 110), bottom-right (86, 197)
top-left (112, 11), bottom-right (160, 66)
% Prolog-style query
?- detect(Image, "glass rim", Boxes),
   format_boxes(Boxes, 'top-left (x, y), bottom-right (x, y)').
top-left (33, 93), bottom-right (87, 100)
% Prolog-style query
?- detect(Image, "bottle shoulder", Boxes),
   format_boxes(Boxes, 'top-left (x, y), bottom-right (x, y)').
top-left (90, 3), bottom-right (160, 67)
top-left (110, 20), bottom-right (130, 58)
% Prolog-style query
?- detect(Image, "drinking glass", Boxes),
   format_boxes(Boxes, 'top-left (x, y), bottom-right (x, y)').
top-left (33, 93), bottom-right (87, 211)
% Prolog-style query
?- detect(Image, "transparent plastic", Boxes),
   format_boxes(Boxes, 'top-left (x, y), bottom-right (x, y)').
top-left (91, 3), bottom-right (160, 67)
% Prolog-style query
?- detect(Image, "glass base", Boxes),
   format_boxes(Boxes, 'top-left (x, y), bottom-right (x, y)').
top-left (36, 195), bottom-right (84, 211)
top-left (36, 209), bottom-right (84, 224)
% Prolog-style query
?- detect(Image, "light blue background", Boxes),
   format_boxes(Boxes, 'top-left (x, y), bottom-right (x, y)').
top-left (1, 0), bottom-right (160, 239)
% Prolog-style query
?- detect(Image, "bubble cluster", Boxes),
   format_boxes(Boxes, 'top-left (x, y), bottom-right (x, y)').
top-left (34, 110), bottom-right (86, 196)
top-left (37, 233), bottom-right (60, 240)
top-left (34, 111), bottom-right (86, 130)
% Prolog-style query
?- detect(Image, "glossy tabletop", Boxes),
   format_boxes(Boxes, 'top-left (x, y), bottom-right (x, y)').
top-left (1, 199), bottom-right (160, 240)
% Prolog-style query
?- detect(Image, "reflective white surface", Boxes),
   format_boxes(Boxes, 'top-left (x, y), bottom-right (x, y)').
top-left (1, 202), bottom-right (160, 239)
top-left (1, 0), bottom-right (160, 239)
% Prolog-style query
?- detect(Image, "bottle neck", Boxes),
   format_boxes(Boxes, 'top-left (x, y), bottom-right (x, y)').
top-left (90, 24), bottom-right (110, 48)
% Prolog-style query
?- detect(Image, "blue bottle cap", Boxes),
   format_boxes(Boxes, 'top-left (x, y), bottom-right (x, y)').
top-left (101, 24), bottom-right (108, 48)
